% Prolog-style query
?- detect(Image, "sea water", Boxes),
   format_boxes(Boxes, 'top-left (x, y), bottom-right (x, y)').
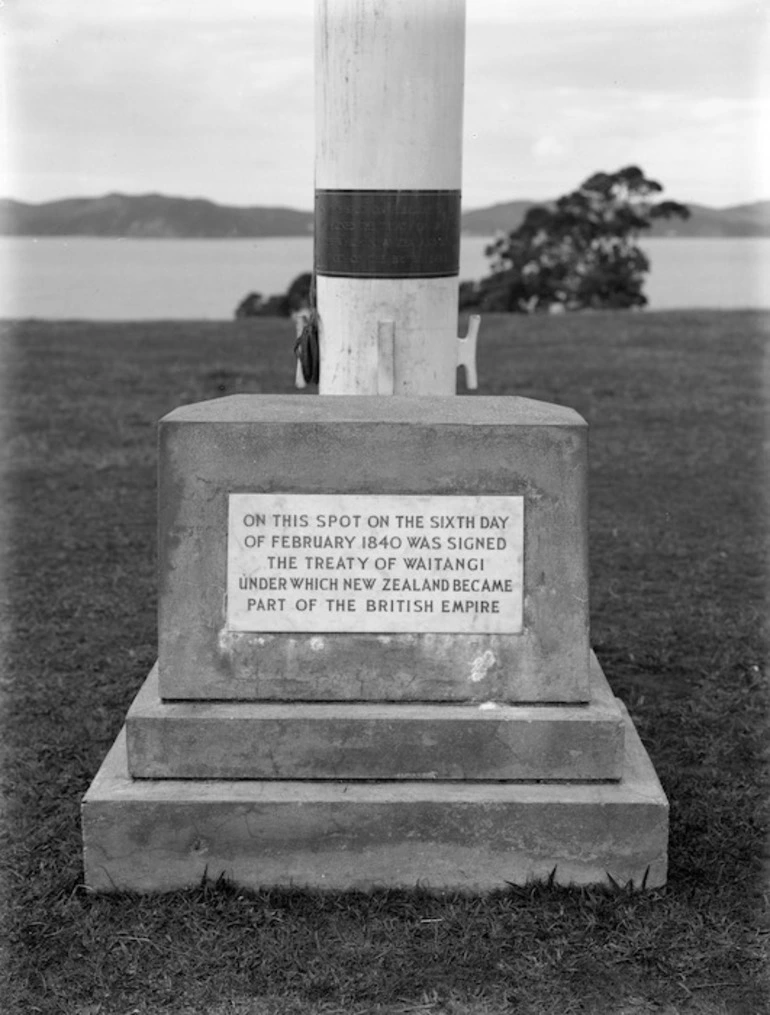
top-left (1, 236), bottom-right (768, 320)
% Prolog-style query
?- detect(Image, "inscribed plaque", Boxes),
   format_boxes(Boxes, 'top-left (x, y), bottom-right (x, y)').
top-left (227, 494), bottom-right (523, 634)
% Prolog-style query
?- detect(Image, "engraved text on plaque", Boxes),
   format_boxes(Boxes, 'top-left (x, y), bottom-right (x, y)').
top-left (227, 494), bottom-right (524, 634)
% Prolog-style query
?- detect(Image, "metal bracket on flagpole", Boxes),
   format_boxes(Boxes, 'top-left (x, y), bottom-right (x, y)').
top-left (458, 314), bottom-right (480, 390)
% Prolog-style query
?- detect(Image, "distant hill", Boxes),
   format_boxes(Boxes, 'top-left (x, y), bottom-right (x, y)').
top-left (462, 199), bottom-right (770, 238)
top-left (1, 192), bottom-right (768, 239)
top-left (461, 200), bottom-right (539, 237)
top-left (648, 201), bottom-right (770, 238)
top-left (0, 193), bottom-right (314, 238)
top-left (716, 200), bottom-right (770, 232)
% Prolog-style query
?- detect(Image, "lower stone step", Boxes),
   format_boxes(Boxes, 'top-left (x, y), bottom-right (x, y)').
top-left (125, 654), bottom-right (624, 781)
top-left (82, 701), bottom-right (667, 892)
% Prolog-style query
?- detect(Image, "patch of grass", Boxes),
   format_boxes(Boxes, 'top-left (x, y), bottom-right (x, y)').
top-left (1, 312), bottom-right (768, 1014)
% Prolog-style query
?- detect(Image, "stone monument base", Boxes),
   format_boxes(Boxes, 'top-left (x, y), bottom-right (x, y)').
top-left (82, 658), bottom-right (667, 893)
top-left (82, 395), bottom-right (668, 893)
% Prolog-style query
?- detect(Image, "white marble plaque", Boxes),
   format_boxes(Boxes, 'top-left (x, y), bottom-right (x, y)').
top-left (227, 494), bottom-right (524, 634)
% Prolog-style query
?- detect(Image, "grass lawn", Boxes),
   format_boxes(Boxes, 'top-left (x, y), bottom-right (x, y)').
top-left (0, 310), bottom-right (768, 1015)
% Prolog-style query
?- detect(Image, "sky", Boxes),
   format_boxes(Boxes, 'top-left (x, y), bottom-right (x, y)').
top-left (1, 0), bottom-right (768, 211)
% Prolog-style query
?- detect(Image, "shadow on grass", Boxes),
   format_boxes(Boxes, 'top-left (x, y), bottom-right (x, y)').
top-left (1, 312), bottom-right (767, 1015)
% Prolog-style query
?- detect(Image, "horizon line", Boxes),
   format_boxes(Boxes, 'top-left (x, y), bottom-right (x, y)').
top-left (2, 191), bottom-right (769, 214)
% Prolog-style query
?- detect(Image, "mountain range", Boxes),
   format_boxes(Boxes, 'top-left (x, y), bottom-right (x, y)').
top-left (1, 192), bottom-right (768, 239)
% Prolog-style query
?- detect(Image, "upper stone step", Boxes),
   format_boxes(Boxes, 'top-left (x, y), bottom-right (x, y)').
top-left (128, 654), bottom-right (623, 782)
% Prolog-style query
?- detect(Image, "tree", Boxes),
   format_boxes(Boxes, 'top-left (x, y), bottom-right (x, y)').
top-left (234, 292), bottom-right (264, 318)
top-left (474, 166), bottom-right (690, 313)
top-left (285, 272), bottom-right (312, 313)
top-left (233, 272), bottom-right (311, 318)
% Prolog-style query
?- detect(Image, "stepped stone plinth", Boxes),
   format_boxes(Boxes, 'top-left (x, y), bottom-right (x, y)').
top-left (126, 656), bottom-right (624, 782)
top-left (82, 395), bottom-right (668, 892)
top-left (83, 698), bottom-right (666, 892)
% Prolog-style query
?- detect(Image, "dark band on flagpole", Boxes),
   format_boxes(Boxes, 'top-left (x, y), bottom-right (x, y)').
top-left (315, 189), bottom-right (461, 278)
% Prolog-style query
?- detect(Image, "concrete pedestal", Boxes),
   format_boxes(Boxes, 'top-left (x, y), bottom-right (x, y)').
top-left (157, 396), bottom-right (590, 703)
top-left (83, 690), bottom-right (666, 893)
top-left (81, 395), bottom-right (668, 892)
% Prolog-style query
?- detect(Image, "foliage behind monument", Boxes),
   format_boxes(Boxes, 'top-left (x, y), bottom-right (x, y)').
top-left (462, 166), bottom-right (690, 313)
top-left (235, 272), bottom-right (312, 319)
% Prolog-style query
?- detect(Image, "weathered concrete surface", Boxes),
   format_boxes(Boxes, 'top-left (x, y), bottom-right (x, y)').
top-left (82, 701), bottom-right (667, 892)
top-left (127, 653), bottom-right (624, 781)
top-left (157, 395), bottom-right (589, 702)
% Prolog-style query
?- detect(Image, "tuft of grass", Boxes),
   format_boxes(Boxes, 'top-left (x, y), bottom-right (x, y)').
top-left (1, 311), bottom-right (768, 1015)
